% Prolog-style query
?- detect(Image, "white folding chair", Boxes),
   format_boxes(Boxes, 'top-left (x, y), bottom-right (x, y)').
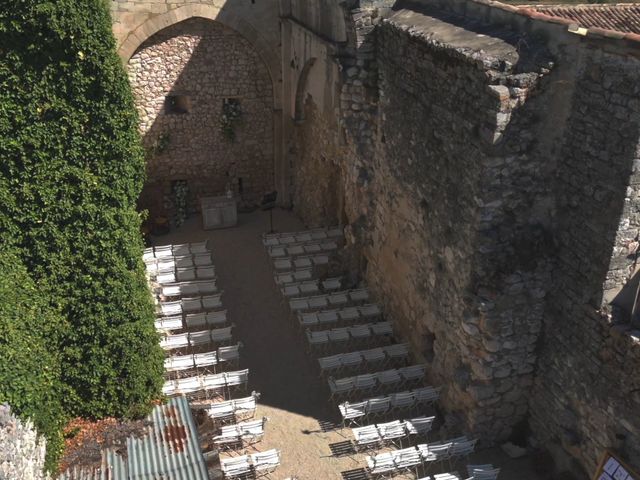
top-left (372, 321), bottom-right (393, 337)
top-left (390, 391), bottom-right (415, 412)
top-left (220, 455), bottom-right (251, 478)
top-left (160, 333), bottom-right (189, 351)
top-left (174, 376), bottom-right (202, 396)
top-left (341, 351), bottom-right (363, 371)
top-left (189, 330), bottom-right (212, 347)
top-left (405, 416), bottom-right (435, 440)
top-left (155, 315), bottom-right (183, 332)
top-left (339, 400), bottom-right (367, 427)
top-left (322, 278), bottom-right (342, 292)
top-left (234, 392), bottom-right (259, 419)
top-left (196, 266), bottom-right (216, 279)
top-left (328, 376), bottom-right (355, 401)
top-left (156, 271), bottom-right (177, 285)
top-left (413, 386), bottom-right (441, 406)
top-left (194, 253), bottom-right (213, 266)
top-left (353, 424), bottom-right (382, 452)
top-left (306, 330), bottom-right (329, 352)
top-left (218, 343), bottom-right (241, 364)
top-left (376, 369), bottom-right (402, 390)
top-left (358, 303), bottom-right (381, 319)
top-left (328, 327), bottom-right (350, 347)
top-left (206, 399), bottom-right (234, 421)
top-left (299, 312), bottom-right (318, 328)
top-left (378, 420), bottom-right (406, 448)
top-left (366, 451), bottom-right (397, 479)
top-left (164, 354), bottom-right (195, 372)
top-left (339, 306), bottom-right (360, 322)
top-left (210, 326), bottom-right (234, 345)
top-left (384, 343), bottom-right (410, 365)
top-left (366, 396), bottom-right (391, 419)
top-left (354, 374), bottom-right (377, 394)
top-left (328, 292), bottom-right (348, 306)
top-left (350, 288), bottom-right (370, 302)
top-left (363, 347), bottom-right (386, 367)
top-left (159, 301), bottom-right (182, 316)
top-left (176, 267), bottom-right (197, 282)
top-left (202, 294), bottom-right (223, 310)
top-left (250, 448), bottom-right (280, 477)
top-left (189, 241), bottom-right (209, 254)
top-left (318, 309), bottom-right (339, 326)
top-left (318, 354), bottom-right (343, 377)
top-left (400, 364), bottom-right (426, 385)
top-left (193, 351), bottom-right (218, 369)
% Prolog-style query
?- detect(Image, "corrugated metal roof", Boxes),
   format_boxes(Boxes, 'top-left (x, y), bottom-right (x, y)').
top-left (60, 396), bottom-right (207, 480)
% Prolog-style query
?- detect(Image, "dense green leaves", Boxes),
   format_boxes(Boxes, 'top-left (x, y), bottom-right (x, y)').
top-left (0, 0), bottom-right (164, 468)
top-left (0, 249), bottom-right (65, 471)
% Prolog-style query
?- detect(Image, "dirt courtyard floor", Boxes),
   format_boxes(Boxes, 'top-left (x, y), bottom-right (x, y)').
top-left (153, 208), bottom-right (547, 480)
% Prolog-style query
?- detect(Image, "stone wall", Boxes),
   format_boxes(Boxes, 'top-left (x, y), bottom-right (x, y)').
top-left (529, 49), bottom-right (640, 475)
top-left (286, 2), bottom-right (640, 477)
top-left (128, 18), bottom-right (274, 217)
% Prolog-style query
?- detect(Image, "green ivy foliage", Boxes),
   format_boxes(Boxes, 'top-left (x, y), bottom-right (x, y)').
top-left (0, 0), bottom-right (164, 455)
top-left (0, 249), bottom-right (65, 471)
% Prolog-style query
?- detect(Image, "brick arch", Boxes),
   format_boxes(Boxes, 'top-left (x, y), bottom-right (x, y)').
top-left (118, 4), bottom-right (281, 108)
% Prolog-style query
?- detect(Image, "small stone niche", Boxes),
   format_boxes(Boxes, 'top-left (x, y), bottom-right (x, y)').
top-left (165, 94), bottom-right (191, 114)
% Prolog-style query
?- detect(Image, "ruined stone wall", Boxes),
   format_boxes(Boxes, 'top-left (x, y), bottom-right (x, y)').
top-left (529, 49), bottom-right (640, 475)
top-left (128, 18), bottom-right (274, 217)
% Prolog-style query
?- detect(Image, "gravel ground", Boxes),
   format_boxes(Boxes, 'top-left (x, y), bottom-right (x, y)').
top-left (153, 208), bottom-right (546, 480)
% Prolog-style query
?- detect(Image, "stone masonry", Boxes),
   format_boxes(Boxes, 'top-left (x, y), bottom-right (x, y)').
top-left (128, 18), bottom-right (274, 216)
top-left (111, 0), bottom-right (640, 477)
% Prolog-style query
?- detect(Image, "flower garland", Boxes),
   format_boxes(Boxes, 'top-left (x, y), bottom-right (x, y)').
top-left (220, 99), bottom-right (242, 142)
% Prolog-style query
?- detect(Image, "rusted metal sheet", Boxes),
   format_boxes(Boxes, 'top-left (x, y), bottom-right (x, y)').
top-left (60, 396), bottom-right (207, 480)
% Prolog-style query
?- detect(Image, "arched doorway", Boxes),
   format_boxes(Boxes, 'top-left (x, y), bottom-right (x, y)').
top-left (127, 17), bottom-right (275, 222)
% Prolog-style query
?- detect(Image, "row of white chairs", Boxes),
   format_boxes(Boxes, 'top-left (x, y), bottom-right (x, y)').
top-left (352, 416), bottom-right (435, 451)
top-left (160, 326), bottom-right (234, 351)
top-left (268, 239), bottom-right (339, 258)
top-left (213, 417), bottom-right (267, 450)
top-left (318, 344), bottom-right (409, 375)
top-left (262, 226), bottom-right (342, 244)
top-left (274, 253), bottom-right (330, 271)
top-left (154, 266), bottom-right (216, 285)
top-left (328, 365), bottom-right (426, 400)
top-left (145, 253), bottom-right (213, 272)
top-left (274, 268), bottom-right (314, 285)
top-left (155, 310), bottom-right (228, 333)
top-left (159, 280), bottom-right (218, 298)
top-left (205, 392), bottom-right (260, 422)
top-left (144, 241), bottom-right (209, 260)
top-left (299, 304), bottom-right (382, 329)
top-left (366, 437), bottom-right (477, 478)
top-left (281, 277), bottom-right (342, 298)
top-left (290, 288), bottom-right (370, 312)
top-left (162, 369), bottom-right (249, 397)
top-left (220, 449), bottom-right (280, 479)
top-left (164, 343), bottom-right (241, 372)
top-left (306, 322), bottom-right (394, 350)
top-left (158, 294), bottom-right (223, 316)
top-left (339, 386), bottom-right (442, 425)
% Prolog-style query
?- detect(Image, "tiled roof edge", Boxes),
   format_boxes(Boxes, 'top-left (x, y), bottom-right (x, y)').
top-left (466, 0), bottom-right (640, 44)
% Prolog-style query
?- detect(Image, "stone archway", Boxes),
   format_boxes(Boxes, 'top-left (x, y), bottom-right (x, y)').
top-left (128, 17), bottom-right (275, 221)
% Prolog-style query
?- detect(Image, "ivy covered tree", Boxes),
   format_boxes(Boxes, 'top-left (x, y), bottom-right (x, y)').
top-left (0, 0), bottom-right (163, 432)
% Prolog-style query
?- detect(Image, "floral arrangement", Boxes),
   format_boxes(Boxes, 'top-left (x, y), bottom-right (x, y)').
top-left (220, 99), bottom-right (242, 142)
top-left (173, 180), bottom-right (189, 227)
